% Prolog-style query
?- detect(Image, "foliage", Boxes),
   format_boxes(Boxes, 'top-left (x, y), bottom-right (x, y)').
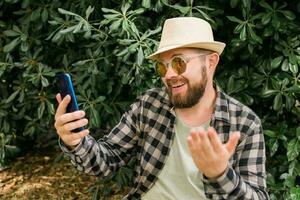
top-left (0, 0), bottom-right (299, 198)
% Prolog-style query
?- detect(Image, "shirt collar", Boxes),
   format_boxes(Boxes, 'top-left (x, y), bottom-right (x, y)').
top-left (213, 85), bottom-right (231, 123)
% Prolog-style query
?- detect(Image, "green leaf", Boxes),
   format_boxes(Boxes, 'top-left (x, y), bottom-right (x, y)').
top-left (21, 41), bottom-right (29, 52)
top-left (58, 8), bottom-right (79, 17)
top-left (227, 16), bottom-right (243, 23)
top-left (263, 26), bottom-right (273, 37)
top-left (289, 64), bottom-right (298, 74)
top-left (131, 8), bottom-right (144, 16)
top-left (272, 14), bottom-right (281, 29)
top-left (281, 59), bottom-right (289, 71)
top-left (280, 10), bottom-right (296, 20)
top-left (287, 138), bottom-right (299, 161)
top-left (41, 76), bottom-right (49, 87)
top-left (230, 0), bottom-right (239, 8)
top-left (101, 7), bottom-right (120, 14)
top-left (95, 96), bottom-right (106, 103)
top-left (38, 101), bottom-right (45, 119)
top-left (91, 107), bottom-right (100, 127)
top-left (103, 14), bottom-right (120, 19)
top-left (261, 89), bottom-right (278, 98)
top-left (286, 85), bottom-right (300, 93)
top-left (259, 1), bottom-right (273, 10)
top-left (171, 4), bottom-right (190, 14)
top-left (193, 7), bottom-right (214, 22)
top-left (289, 160), bottom-right (300, 176)
top-left (30, 8), bottom-right (41, 21)
top-left (273, 93), bottom-right (282, 111)
top-left (268, 138), bottom-right (278, 157)
top-left (109, 19), bottom-right (122, 31)
top-left (3, 29), bottom-right (20, 37)
top-left (264, 130), bottom-right (276, 138)
top-left (103, 103), bottom-right (114, 114)
top-left (282, 174), bottom-right (295, 188)
top-left (121, 3), bottom-right (131, 14)
top-left (271, 56), bottom-right (283, 69)
top-left (46, 100), bottom-right (55, 115)
top-left (59, 25), bottom-right (77, 34)
top-left (73, 21), bottom-right (83, 33)
top-left (3, 38), bottom-right (21, 52)
top-left (248, 27), bottom-right (262, 44)
top-left (85, 6), bottom-right (94, 19)
top-left (285, 94), bottom-right (294, 110)
top-left (290, 187), bottom-right (300, 200)
top-left (142, 0), bottom-right (151, 8)
top-left (137, 46), bottom-right (144, 65)
top-left (41, 8), bottom-right (48, 22)
top-left (5, 89), bottom-right (20, 104)
top-left (3, 120), bottom-right (10, 133)
top-left (240, 26), bottom-right (246, 41)
top-left (261, 13), bottom-right (271, 25)
top-left (226, 76), bottom-right (235, 93)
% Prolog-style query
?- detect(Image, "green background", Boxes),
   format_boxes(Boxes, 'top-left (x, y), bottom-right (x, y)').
top-left (0, 0), bottom-right (300, 199)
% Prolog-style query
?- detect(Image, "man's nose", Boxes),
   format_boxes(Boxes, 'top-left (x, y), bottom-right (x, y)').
top-left (164, 65), bottom-right (178, 79)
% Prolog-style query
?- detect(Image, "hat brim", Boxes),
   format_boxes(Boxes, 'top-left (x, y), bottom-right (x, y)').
top-left (146, 41), bottom-right (226, 60)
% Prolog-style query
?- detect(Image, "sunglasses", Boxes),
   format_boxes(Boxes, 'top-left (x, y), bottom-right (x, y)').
top-left (155, 53), bottom-right (210, 77)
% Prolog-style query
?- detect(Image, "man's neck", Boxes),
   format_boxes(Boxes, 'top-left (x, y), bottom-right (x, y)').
top-left (175, 84), bottom-right (216, 127)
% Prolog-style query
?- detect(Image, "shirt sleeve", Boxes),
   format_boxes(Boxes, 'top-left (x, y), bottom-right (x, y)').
top-left (59, 98), bottom-right (142, 177)
top-left (203, 121), bottom-right (269, 199)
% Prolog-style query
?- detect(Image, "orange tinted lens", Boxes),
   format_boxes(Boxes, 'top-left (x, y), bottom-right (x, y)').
top-left (156, 62), bottom-right (167, 77)
top-left (171, 57), bottom-right (186, 75)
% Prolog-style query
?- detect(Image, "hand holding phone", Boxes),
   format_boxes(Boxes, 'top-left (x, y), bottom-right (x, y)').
top-left (56, 73), bottom-right (84, 133)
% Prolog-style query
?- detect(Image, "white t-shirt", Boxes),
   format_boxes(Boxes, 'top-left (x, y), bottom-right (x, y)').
top-left (142, 116), bottom-right (209, 200)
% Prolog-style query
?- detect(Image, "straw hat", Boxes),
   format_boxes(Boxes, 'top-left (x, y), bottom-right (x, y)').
top-left (147, 17), bottom-right (226, 60)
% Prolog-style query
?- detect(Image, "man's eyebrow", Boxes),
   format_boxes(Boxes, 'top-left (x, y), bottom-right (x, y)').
top-left (171, 53), bottom-right (182, 58)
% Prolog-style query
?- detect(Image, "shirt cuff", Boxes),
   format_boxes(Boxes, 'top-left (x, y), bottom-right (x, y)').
top-left (58, 136), bottom-right (91, 160)
top-left (203, 165), bottom-right (239, 194)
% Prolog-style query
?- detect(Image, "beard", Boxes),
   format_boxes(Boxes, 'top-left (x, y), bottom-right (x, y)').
top-left (166, 67), bottom-right (207, 108)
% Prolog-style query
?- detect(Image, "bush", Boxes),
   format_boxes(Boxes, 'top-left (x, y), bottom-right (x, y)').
top-left (0, 0), bottom-right (299, 199)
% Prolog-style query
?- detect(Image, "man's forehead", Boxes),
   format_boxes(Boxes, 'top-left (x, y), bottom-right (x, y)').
top-left (157, 48), bottom-right (208, 60)
top-left (158, 48), bottom-right (196, 59)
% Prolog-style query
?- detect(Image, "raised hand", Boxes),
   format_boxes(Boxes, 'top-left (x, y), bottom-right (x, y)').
top-left (187, 127), bottom-right (240, 179)
top-left (54, 93), bottom-right (90, 148)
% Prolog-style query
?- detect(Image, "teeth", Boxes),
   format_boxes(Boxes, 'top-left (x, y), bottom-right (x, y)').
top-left (172, 83), bottom-right (185, 88)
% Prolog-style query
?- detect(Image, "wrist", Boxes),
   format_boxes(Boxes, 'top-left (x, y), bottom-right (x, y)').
top-left (205, 165), bottom-right (228, 180)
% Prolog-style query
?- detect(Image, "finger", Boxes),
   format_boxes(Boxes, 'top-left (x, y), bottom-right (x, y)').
top-left (225, 131), bottom-right (240, 155)
top-left (187, 134), bottom-right (198, 150)
top-left (57, 111), bottom-right (86, 127)
top-left (56, 93), bottom-right (62, 103)
top-left (189, 128), bottom-right (201, 148)
top-left (197, 127), bottom-right (215, 157)
top-left (63, 118), bottom-right (88, 132)
top-left (66, 129), bottom-right (90, 142)
top-left (207, 127), bottom-right (223, 153)
top-left (55, 95), bottom-right (71, 120)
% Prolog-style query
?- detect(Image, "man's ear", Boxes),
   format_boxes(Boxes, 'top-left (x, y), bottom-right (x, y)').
top-left (208, 52), bottom-right (220, 71)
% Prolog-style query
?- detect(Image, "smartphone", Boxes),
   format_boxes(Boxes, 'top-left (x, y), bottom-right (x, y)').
top-left (56, 73), bottom-right (84, 132)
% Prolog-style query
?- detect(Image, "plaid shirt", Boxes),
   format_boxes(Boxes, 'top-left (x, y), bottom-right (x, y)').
top-left (60, 86), bottom-right (269, 199)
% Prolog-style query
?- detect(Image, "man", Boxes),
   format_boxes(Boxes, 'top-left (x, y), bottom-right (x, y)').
top-left (54, 17), bottom-right (268, 199)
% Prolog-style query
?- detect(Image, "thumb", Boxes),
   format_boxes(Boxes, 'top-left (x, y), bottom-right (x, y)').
top-left (225, 132), bottom-right (240, 155)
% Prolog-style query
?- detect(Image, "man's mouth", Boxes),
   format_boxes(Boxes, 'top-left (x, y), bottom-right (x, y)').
top-left (171, 83), bottom-right (185, 88)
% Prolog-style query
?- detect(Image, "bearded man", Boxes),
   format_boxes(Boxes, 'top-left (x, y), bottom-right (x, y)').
top-left (54, 17), bottom-right (269, 199)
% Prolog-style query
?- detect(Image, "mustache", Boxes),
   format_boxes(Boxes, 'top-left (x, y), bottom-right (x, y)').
top-left (166, 76), bottom-right (188, 87)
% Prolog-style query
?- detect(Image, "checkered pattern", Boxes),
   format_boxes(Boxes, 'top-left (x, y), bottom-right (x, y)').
top-left (60, 86), bottom-right (268, 199)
